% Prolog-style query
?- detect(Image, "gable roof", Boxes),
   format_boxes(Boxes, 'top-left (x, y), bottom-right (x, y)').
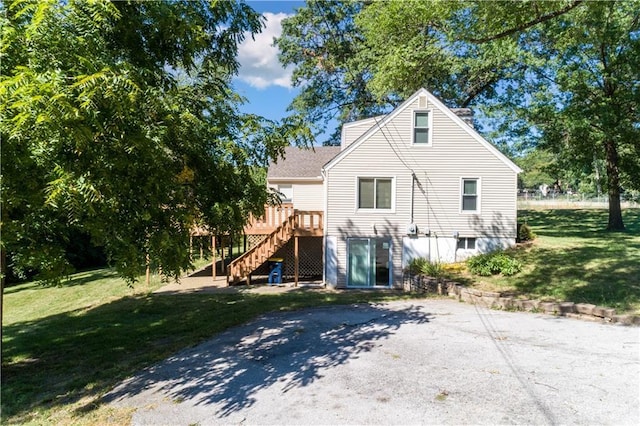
top-left (324, 88), bottom-right (522, 174)
top-left (268, 146), bottom-right (341, 181)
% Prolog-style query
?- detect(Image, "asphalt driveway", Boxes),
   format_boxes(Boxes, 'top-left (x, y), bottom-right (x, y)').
top-left (106, 299), bottom-right (640, 425)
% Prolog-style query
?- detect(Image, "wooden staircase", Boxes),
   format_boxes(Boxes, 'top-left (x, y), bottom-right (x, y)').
top-left (227, 209), bottom-right (323, 284)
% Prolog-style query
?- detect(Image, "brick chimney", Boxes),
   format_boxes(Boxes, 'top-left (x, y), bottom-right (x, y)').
top-left (452, 108), bottom-right (474, 129)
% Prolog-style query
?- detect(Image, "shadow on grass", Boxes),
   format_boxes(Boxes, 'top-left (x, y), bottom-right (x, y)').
top-left (512, 244), bottom-right (640, 310)
top-left (3, 269), bottom-right (121, 295)
top-left (519, 208), bottom-right (640, 238)
top-left (503, 208), bottom-right (640, 310)
top-left (1, 291), bottom-right (426, 422)
top-left (453, 208), bottom-right (640, 311)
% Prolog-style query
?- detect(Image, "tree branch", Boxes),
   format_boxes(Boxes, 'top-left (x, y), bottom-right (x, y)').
top-left (467, 0), bottom-right (584, 43)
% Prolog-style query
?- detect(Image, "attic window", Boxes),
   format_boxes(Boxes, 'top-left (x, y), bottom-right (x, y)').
top-left (413, 111), bottom-right (432, 145)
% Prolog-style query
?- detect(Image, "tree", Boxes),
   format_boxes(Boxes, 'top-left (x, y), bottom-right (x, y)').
top-left (516, 150), bottom-right (558, 191)
top-left (516, 1), bottom-right (640, 229)
top-left (362, 0), bottom-right (639, 230)
top-left (276, 0), bottom-right (392, 144)
top-left (282, 0), bottom-right (639, 229)
top-left (0, 0), bottom-right (311, 295)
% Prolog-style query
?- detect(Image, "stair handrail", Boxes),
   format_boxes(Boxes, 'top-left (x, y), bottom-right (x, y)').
top-left (227, 213), bottom-right (297, 283)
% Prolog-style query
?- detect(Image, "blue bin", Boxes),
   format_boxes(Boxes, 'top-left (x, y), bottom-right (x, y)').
top-left (268, 258), bottom-right (284, 285)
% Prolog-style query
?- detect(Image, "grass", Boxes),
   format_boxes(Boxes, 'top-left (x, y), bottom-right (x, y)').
top-left (455, 208), bottom-right (640, 313)
top-left (1, 271), bottom-right (416, 425)
top-left (3, 208), bottom-right (638, 424)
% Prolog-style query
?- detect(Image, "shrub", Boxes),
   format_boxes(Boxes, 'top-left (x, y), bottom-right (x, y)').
top-left (421, 260), bottom-right (444, 278)
top-left (517, 223), bottom-right (536, 242)
top-left (407, 257), bottom-right (444, 278)
top-left (467, 251), bottom-right (523, 276)
top-left (407, 257), bottom-right (428, 275)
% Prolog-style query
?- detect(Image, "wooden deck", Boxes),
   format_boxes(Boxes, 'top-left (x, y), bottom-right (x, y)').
top-left (228, 207), bottom-right (324, 285)
top-left (244, 203), bottom-right (295, 235)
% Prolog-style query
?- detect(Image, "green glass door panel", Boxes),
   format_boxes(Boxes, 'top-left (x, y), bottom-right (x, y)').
top-left (348, 238), bottom-right (391, 287)
top-left (348, 239), bottom-right (370, 287)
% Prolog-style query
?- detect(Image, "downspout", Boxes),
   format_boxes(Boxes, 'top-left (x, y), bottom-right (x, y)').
top-left (410, 172), bottom-right (416, 224)
top-left (424, 171), bottom-right (432, 263)
top-left (321, 167), bottom-right (328, 287)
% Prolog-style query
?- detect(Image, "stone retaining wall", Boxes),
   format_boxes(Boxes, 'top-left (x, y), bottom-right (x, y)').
top-left (409, 275), bottom-right (640, 326)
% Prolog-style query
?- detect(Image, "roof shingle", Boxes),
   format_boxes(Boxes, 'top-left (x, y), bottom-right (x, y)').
top-left (268, 146), bottom-right (341, 180)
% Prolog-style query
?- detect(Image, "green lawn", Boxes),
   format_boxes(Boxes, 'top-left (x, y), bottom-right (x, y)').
top-left (459, 208), bottom-right (640, 313)
top-left (2, 208), bottom-right (638, 424)
top-left (1, 272), bottom-right (415, 425)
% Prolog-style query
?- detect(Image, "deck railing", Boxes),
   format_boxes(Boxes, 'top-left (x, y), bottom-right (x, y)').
top-left (243, 203), bottom-right (295, 235)
top-left (291, 210), bottom-right (323, 236)
top-left (228, 209), bottom-right (323, 284)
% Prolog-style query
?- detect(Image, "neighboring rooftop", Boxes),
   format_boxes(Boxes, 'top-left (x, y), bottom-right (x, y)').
top-left (268, 146), bottom-right (341, 180)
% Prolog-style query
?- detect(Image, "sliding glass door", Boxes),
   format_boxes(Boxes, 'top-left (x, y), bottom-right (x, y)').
top-left (347, 238), bottom-right (391, 287)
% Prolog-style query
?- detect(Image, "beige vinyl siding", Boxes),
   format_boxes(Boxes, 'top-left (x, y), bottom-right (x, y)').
top-left (326, 95), bottom-right (517, 287)
top-left (268, 181), bottom-right (325, 211)
top-left (341, 117), bottom-right (378, 150)
top-left (291, 182), bottom-right (324, 211)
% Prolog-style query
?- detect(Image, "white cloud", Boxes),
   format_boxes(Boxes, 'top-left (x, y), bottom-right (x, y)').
top-left (236, 12), bottom-right (294, 89)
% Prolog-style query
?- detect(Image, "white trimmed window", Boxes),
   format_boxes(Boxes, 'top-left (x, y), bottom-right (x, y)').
top-left (413, 110), bottom-right (432, 145)
top-left (461, 178), bottom-right (479, 212)
top-left (277, 184), bottom-right (293, 202)
top-left (358, 178), bottom-right (393, 210)
top-left (457, 237), bottom-right (476, 250)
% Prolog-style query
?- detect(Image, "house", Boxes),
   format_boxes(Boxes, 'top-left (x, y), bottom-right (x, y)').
top-left (267, 145), bottom-right (340, 211)
top-left (228, 88), bottom-right (522, 288)
top-left (323, 88), bottom-right (521, 288)
top-left (228, 146), bottom-right (338, 284)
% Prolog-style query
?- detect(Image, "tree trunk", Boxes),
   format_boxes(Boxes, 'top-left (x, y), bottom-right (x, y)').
top-left (604, 139), bottom-right (625, 230)
top-left (1, 245), bottom-right (5, 343)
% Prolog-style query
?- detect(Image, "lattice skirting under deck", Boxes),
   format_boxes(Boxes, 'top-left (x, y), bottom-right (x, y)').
top-left (249, 236), bottom-right (323, 279)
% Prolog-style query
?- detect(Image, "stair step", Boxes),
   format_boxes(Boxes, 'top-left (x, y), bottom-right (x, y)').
top-left (228, 220), bottom-right (295, 281)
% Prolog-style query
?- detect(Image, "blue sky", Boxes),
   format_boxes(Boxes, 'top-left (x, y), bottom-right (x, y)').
top-left (233, 1), bottom-right (504, 147)
top-left (233, 1), bottom-right (338, 143)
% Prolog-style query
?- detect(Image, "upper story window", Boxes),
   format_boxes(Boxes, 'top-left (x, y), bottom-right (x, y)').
top-left (358, 177), bottom-right (393, 210)
top-left (461, 178), bottom-right (479, 212)
top-left (277, 184), bottom-right (293, 203)
top-left (413, 110), bottom-right (432, 145)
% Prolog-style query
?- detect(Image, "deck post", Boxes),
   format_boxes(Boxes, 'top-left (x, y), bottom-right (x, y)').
top-left (294, 235), bottom-right (299, 287)
top-left (212, 235), bottom-right (217, 280)
top-left (145, 253), bottom-right (150, 288)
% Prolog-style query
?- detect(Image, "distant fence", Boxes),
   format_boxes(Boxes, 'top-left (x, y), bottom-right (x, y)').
top-left (518, 193), bottom-right (639, 209)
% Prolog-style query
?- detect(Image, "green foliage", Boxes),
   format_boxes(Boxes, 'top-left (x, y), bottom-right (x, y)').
top-left (278, 0), bottom-right (639, 229)
top-left (478, 209), bottom-right (640, 311)
top-left (407, 257), bottom-right (444, 278)
top-left (407, 257), bottom-right (428, 275)
top-left (515, 149), bottom-right (558, 190)
top-left (2, 269), bottom-right (415, 423)
top-left (356, 0), bottom-right (531, 107)
top-left (467, 252), bottom-right (523, 277)
top-left (0, 0), bottom-right (313, 283)
top-left (422, 260), bottom-right (445, 278)
top-left (276, 0), bottom-right (391, 143)
top-left (517, 223), bottom-right (536, 243)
